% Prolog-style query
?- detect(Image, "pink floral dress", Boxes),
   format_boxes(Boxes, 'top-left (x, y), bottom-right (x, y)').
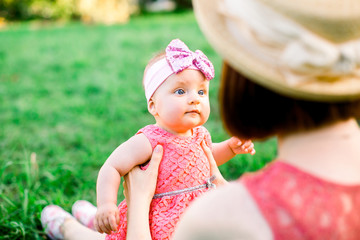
top-left (242, 161), bottom-right (360, 239)
top-left (106, 125), bottom-right (213, 240)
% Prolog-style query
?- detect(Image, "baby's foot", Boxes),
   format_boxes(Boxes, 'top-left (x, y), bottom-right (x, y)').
top-left (72, 200), bottom-right (97, 230)
top-left (41, 205), bottom-right (73, 240)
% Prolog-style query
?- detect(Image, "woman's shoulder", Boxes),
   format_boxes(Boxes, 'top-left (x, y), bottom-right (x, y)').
top-left (173, 181), bottom-right (273, 240)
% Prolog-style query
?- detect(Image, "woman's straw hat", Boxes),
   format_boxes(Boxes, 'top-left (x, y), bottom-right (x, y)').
top-left (193, 0), bottom-right (360, 101)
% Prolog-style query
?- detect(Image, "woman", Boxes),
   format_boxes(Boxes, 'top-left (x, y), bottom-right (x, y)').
top-left (127, 0), bottom-right (360, 239)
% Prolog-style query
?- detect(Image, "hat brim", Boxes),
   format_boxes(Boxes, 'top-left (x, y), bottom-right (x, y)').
top-left (193, 0), bottom-right (360, 102)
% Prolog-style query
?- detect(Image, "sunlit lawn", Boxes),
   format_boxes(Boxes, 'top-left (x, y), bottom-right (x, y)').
top-left (0, 11), bottom-right (276, 239)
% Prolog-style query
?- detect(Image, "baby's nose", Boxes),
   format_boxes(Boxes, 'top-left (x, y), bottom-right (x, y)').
top-left (188, 92), bottom-right (200, 104)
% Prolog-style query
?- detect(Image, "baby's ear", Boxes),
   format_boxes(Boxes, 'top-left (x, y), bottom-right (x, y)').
top-left (148, 99), bottom-right (157, 116)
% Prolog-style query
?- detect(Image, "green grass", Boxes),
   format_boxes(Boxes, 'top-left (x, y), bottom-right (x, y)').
top-left (0, 11), bottom-right (276, 239)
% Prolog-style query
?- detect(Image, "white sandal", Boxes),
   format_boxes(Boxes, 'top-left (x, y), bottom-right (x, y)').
top-left (71, 200), bottom-right (97, 230)
top-left (41, 205), bottom-right (73, 240)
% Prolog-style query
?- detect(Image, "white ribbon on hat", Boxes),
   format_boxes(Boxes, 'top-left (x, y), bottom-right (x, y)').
top-left (221, 0), bottom-right (360, 84)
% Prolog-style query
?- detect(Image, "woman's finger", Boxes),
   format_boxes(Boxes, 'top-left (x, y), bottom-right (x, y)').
top-left (201, 140), bottom-right (216, 166)
top-left (147, 145), bottom-right (163, 176)
top-left (123, 180), bottom-right (128, 200)
top-left (201, 141), bottom-right (227, 186)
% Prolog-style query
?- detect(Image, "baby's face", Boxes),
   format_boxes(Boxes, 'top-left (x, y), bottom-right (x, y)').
top-left (150, 69), bottom-right (210, 136)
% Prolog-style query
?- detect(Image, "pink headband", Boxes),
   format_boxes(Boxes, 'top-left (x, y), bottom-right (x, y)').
top-left (143, 39), bottom-right (215, 102)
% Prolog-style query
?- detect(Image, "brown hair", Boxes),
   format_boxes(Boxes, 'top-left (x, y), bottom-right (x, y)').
top-left (219, 62), bottom-right (360, 139)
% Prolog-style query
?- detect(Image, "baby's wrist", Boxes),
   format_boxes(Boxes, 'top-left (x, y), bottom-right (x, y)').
top-left (226, 139), bottom-right (237, 155)
top-left (97, 201), bottom-right (117, 208)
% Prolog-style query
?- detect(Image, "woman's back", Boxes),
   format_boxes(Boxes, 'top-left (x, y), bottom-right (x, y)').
top-left (242, 161), bottom-right (360, 239)
top-left (174, 119), bottom-right (360, 239)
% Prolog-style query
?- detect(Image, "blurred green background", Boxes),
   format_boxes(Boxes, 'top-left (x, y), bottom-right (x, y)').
top-left (0, 1), bottom-right (276, 239)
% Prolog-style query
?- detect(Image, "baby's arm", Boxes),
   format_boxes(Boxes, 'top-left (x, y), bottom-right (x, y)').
top-left (94, 133), bottom-right (153, 234)
top-left (212, 137), bottom-right (255, 166)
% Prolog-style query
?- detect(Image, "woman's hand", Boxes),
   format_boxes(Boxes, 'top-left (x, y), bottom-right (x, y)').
top-left (123, 145), bottom-right (163, 207)
top-left (201, 141), bottom-right (227, 186)
top-left (123, 145), bottom-right (163, 240)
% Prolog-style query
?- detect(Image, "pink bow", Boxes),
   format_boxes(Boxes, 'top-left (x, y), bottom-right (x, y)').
top-left (166, 39), bottom-right (215, 80)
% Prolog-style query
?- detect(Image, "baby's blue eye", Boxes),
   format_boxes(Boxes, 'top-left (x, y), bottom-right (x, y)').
top-left (198, 90), bottom-right (205, 95)
top-left (175, 89), bottom-right (185, 95)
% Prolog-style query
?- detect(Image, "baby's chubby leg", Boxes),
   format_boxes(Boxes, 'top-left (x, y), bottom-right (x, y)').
top-left (63, 217), bottom-right (105, 240)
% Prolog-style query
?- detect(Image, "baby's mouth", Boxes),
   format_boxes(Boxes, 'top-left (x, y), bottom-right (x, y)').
top-left (186, 110), bottom-right (200, 114)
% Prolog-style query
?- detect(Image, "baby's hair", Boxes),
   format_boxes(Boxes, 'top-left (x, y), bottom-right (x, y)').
top-left (143, 51), bottom-right (166, 89)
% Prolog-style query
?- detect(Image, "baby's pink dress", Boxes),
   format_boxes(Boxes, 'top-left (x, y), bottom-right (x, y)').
top-left (106, 124), bottom-right (212, 240)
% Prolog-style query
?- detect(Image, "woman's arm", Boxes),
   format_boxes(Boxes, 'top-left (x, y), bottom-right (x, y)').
top-left (123, 145), bottom-right (163, 240)
top-left (201, 141), bottom-right (227, 186)
top-left (95, 133), bottom-right (153, 234)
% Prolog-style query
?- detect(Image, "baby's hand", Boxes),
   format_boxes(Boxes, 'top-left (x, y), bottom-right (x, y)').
top-left (228, 136), bottom-right (255, 155)
top-left (94, 203), bottom-right (120, 234)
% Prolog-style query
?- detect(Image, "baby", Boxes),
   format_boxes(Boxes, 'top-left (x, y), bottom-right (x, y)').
top-left (95, 39), bottom-right (255, 240)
